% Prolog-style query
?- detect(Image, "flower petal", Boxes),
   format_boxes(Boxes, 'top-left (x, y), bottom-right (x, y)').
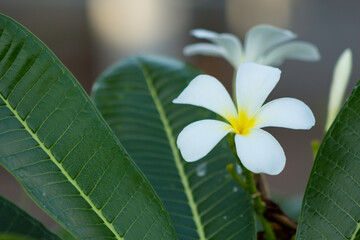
top-left (177, 120), bottom-right (232, 162)
top-left (325, 48), bottom-right (352, 131)
top-left (190, 29), bottom-right (218, 39)
top-left (183, 43), bottom-right (227, 57)
top-left (244, 24), bottom-right (296, 62)
top-left (236, 62), bottom-right (281, 117)
top-left (235, 129), bottom-right (285, 175)
top-left (173, 74), bottom-right (238, 120)
top-left (261, 41), bottom-right (321, 66)
top-left (255, 98), bottom-right (315, 129)
top-left (187, 29), bottom-right (243, 68)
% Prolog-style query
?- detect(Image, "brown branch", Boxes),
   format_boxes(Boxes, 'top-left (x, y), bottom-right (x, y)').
top-left (257, 198), bottom-right (297, 240)
top-left (255, 174), bottom-right (271, 199)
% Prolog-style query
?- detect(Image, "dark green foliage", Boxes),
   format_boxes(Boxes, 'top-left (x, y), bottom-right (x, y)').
top-left (297, 81), bottom-right (360, 239)
top-left (0, 14), bottom-right (176, 240)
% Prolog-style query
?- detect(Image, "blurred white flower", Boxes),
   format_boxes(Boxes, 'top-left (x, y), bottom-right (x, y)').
top-left (325, 48), bottom-right (353, 131)
top-left (173, 63), bottom-right (315, 175)
top-left (183, 25), bottom-right (320, 69)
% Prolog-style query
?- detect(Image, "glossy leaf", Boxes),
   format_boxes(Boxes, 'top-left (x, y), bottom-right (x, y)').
top-left (0, 196), bottom-right (60, 240)
top-left (92, 55), bottom-right (256, 240)
top-left (0, 14), bottom-right (176, 240)
top-left (296, 79), bottom-right (360, 239)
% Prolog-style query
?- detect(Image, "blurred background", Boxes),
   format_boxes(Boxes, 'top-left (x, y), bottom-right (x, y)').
top-left (0, 0), bottom-right (359, 232)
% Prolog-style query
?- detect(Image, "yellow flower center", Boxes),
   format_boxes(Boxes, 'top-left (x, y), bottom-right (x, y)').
top-left (227, 111), bottom-right (256, 135)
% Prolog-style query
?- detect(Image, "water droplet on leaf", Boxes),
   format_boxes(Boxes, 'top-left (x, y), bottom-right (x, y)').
top-left (196, 162), bottom-right (207, 177)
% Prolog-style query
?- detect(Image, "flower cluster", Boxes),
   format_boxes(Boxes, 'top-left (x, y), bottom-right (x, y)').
top-left (174, 25), bottom-right (321, 175)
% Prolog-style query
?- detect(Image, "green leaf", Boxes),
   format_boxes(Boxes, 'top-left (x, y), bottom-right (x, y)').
top-left (0, 196), bottom-right (60, 240)
top-left (0, 234), bottom-right (35, 240)
top-left (296, 80), bottom-right (360, 239)
top-left (0, 14), bottom-right (176, 240)
top-left (53, 227), bottom-right (76, 240)
top-left (92, 55), bottom-right (256, 240)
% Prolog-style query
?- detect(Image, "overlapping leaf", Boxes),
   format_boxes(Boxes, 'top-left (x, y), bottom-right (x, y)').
top-left (0, 14), bottom-right (176, 240)
top-left (92, 55), bottom-right (256, 240)
top-left (296, 80), bottom-right (360, 239)
top-left (0, 196), bottom-right (60, 240)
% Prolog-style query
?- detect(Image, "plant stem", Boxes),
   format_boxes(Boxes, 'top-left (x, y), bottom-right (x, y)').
top-left (311, 140), bottom-right (320, 160)
top-left (242, 167), bottom-right (276, 240)
top-left (226, 163), bottom-right (246, 189)
top-left (227, 134), bottom-right (276, 240)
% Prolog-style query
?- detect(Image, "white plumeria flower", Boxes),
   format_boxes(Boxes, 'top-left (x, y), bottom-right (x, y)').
top-left (183, 25), bottom-right (320, 69)
top-left (173, 63), bottom-right (315, 175)
top-left (325, 48), bottom-right (352, 131)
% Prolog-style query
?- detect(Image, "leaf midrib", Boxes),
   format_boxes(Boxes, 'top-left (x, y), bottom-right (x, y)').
top-left (137, 58), bottom-right (206, 240)
top-left (0, 93), bottom-right (123, 240)
top-left (350, 223), bottom-right (360, 240)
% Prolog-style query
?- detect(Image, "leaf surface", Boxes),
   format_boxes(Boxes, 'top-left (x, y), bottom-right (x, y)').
top-left (296, 80), bottom-right (360, 239)
top-left (92, 55), bottom-right (256, 240)
top-left (0, 14), bottom-right (176, 240)
top-left (0, 234), bottom-right (35, 240)
top-left (0, 196), bottom-right (60, 240)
